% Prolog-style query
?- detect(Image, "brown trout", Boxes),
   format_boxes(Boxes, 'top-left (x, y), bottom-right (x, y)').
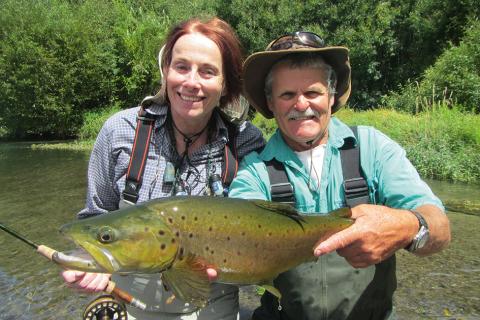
top-left (60, 196), bottom-right (352, 306)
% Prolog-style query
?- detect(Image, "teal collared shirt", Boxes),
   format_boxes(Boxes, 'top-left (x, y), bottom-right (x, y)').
top-left (229, 116), bottom-right (443, 214)
top-left (229, 117), bottom-right (443, 320)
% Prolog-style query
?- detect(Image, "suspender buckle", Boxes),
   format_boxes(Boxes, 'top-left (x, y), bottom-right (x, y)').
top-left (137, 115), bottom-right (156, 122)
top-left (122, 181), bottom-right (140, 204)
top-left (270, 182), bottom-right (295, 205)
top-left (343, 177), bottom-right (369, 207)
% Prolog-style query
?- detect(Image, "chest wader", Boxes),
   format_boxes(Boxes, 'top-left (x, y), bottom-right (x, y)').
top-left (109, 106), bottom-right (242, 318)
top-left (254, 127), bottom-right (397, 320)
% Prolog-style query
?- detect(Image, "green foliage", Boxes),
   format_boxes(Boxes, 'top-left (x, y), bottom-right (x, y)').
top-left (382, 20), bottom-right (480, 113)
top-left (336, 107), bottom-right (480, 183)
top-left (1, 0), bottom-right (479, 141)
top-left (78, 104), bottom-right (122, 141)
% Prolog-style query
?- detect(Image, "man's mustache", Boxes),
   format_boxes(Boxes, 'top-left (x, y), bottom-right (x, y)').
top-left (287, 107), bottom-right (320, 120)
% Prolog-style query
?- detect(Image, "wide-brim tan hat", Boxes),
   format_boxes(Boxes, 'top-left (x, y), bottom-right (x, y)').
top-left (243, 36), bottom-right (351, 119)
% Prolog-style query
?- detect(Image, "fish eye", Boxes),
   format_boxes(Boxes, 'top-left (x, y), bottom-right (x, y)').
top-left (97, 226), bottom-right (116, 243)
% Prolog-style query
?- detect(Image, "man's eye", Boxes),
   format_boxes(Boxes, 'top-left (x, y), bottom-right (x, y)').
top-left (280, 92), bottom-right (295, 100)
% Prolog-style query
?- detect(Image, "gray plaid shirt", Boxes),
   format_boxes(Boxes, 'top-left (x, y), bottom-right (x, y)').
top-left (78, 102), bottom-right (265, 218)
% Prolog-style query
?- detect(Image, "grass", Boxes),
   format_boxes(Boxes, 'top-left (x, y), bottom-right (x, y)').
top-left (31, 104), bottom-right (480, 184)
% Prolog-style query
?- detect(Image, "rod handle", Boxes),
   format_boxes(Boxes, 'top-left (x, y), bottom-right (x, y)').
top-left (37, 244), bottom-right (56, 260)
top-left (106, 281), bottom-right (147, 310)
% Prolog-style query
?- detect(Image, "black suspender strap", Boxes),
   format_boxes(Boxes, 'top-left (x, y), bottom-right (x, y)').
top-left (266, 158), bottom-right (295, 205)
top-left (340, 126), bottom-right (370, 207)
top-left (221, 123), bottom-right (238, 187)
top-left (122, 107), bottom-right (156, 204)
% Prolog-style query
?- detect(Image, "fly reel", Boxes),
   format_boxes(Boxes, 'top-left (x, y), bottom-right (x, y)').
top-left (83, 295), bottom-right (128, 320)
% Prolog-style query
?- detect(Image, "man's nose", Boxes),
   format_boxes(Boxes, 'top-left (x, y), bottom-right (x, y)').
top-left (294, 95), bottom-right (309, 110)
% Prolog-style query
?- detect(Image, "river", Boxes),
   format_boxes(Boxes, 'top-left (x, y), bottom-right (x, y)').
top-left (0, 143), bottom-right (478, 319)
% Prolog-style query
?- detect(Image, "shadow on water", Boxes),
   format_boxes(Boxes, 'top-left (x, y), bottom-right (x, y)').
top-left (0, 144), bottom-right (478, 319)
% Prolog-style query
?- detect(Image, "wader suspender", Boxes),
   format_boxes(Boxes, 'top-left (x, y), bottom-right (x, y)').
top-left (267, 126), bottom-right (370, 207)
top-left (339, 126), bottom-right (370, 207)
top-left (123, 107), bottom-right (238, 204)
top-left (122, 107), bottom-right (156, 204)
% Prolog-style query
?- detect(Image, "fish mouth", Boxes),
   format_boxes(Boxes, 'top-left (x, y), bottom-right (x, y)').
top-left (72, 242), bottom-right (121, 273)
top-left (52, 247), bottom-right (104, 272)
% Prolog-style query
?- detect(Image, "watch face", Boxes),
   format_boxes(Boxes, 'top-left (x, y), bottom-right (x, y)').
top-left (416, 227), bottom-right (430, 249)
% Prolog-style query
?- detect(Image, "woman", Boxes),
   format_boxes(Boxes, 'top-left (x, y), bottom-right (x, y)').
top-left (62, 17), bottom-right (264, 320)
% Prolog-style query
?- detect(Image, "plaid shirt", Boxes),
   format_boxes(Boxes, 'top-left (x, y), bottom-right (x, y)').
top-left (78, 102), bottom-right (265, 218)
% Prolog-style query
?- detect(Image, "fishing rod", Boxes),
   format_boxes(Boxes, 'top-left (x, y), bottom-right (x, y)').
top-left (0, 222), bottom-right (146, 319)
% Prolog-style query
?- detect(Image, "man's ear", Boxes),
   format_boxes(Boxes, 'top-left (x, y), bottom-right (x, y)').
top-left (267, 98), bottom-right (274, 112)
top-left (328, 94), bottom-right (335, 109)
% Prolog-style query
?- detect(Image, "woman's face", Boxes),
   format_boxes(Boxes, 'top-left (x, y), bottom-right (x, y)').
top-left (165, 33), bottom-right (224, 127)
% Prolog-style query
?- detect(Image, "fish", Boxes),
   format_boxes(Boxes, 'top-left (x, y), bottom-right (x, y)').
top-left (60, 196), bottom-right (352, 307)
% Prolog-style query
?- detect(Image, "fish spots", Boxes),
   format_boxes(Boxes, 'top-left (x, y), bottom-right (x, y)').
top-left (224, 215), bottom-right (228, 219)
top-left (171, 238), bottom-right (176, 244)
top-left (189, 233), bottom-right (193, 238)
top-left (226, 236), bottom-right (230, 241)
top-left (194, 216), bottom-right (198, 221)
top-left (258, 224), bottom-right (262, 229)
top-left (160, 243), bottom-right (166, 250)
top-left (223, 259), bottom-right (227, 263)
top-left (209, 226), bottom-right (213, 232)
top-left (144, 227), bottom-right (149, 232)
top-left (210, 250), bottom-right (215, 255)
top-left (175, 231), bottom-right (180, 237)
top-left (168, 217), bottom-right (173, 224)
top-left (181, 215), bottom-right (186, 220)
top-left (241, 231), bottom-right (245, 236)
top-left (159, 230), bottom-right (165, 236)
top-left (205, 246), bottom-right (209, 251)
top-left (207, 211), bottom-right (212, 215)
top-left (268, 232), bottom-right (272, 237)
top-left (254, 243), bottom-right (259, 248)
top-left (237, 251), bottom-right (241, 256)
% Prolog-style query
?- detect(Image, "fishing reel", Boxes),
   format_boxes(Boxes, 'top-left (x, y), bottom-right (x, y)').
top-left (83, 295), bottom-right (128, 320)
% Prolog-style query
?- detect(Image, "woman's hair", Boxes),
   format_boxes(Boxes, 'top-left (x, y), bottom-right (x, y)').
top-left (158, 17), bottom-right (243, 109)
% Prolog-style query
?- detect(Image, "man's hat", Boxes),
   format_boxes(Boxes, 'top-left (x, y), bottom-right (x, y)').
top-left (243, 32), bottom-right (351, 119)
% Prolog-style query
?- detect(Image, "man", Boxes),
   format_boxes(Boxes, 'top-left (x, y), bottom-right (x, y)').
top-left (229, 31), bottom-right (451, 320)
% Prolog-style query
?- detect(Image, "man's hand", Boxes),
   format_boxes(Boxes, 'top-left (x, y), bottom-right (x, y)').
top-left (313, 204), bottom-right (419, 268)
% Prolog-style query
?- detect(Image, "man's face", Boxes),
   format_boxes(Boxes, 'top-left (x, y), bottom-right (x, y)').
top-left (267, 61), bottom-right (334, 151)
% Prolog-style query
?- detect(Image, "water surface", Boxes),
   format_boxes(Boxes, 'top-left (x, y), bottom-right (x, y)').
top-left (0, 144), bottom-right (478, 319)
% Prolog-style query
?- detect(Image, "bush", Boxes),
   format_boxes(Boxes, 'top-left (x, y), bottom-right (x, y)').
top-left (78, 104), bottom-right (123, 141)
top-left (383, 20), bottom-right (480, 113)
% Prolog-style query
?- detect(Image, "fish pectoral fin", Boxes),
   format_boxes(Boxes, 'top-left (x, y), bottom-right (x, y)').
top-left (259, 282), bottom-right (283, 311)
top-left (161, 253), bottom-right (211, 308)
top-left (259, 283), bottom-right (282, 300)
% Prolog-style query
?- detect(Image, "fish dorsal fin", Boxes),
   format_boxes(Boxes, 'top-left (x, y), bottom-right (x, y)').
top-left (161, 253), bottom-right (211, 308)
top-left (252, 200), bottom-right (305, 229)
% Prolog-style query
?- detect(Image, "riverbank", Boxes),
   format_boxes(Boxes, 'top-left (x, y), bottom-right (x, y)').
top-left (253, 106), bottom-right (480, 184)
top-left (26, 106), bottom-right (480, 184)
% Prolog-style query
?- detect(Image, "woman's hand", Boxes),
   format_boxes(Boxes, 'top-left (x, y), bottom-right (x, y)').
top-left (62, 270), bottom-right (111, 293)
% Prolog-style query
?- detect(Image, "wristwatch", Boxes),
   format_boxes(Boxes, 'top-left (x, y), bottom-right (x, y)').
top-left (406, 210), bottom-right (430, 252)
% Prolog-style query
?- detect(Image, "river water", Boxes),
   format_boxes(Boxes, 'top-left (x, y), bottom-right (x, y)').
top-left (0, 143), bottom-right (478, 319)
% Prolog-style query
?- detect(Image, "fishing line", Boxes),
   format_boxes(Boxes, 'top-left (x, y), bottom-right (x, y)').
top-left (0, 222), bottom-right (146, 318)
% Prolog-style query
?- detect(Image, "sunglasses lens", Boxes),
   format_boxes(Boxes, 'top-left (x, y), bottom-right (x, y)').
top-left (269, 32), bottom-right (325, 51)
top-left (296, 32), bottom-right (325, 47)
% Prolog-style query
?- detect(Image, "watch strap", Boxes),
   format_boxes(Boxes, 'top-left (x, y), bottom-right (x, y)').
top-left (406, 210), bottom-right (429, 252)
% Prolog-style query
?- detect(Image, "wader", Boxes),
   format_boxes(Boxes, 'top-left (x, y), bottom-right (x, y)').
top-left (254, 127), bottom-right (397, 320)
